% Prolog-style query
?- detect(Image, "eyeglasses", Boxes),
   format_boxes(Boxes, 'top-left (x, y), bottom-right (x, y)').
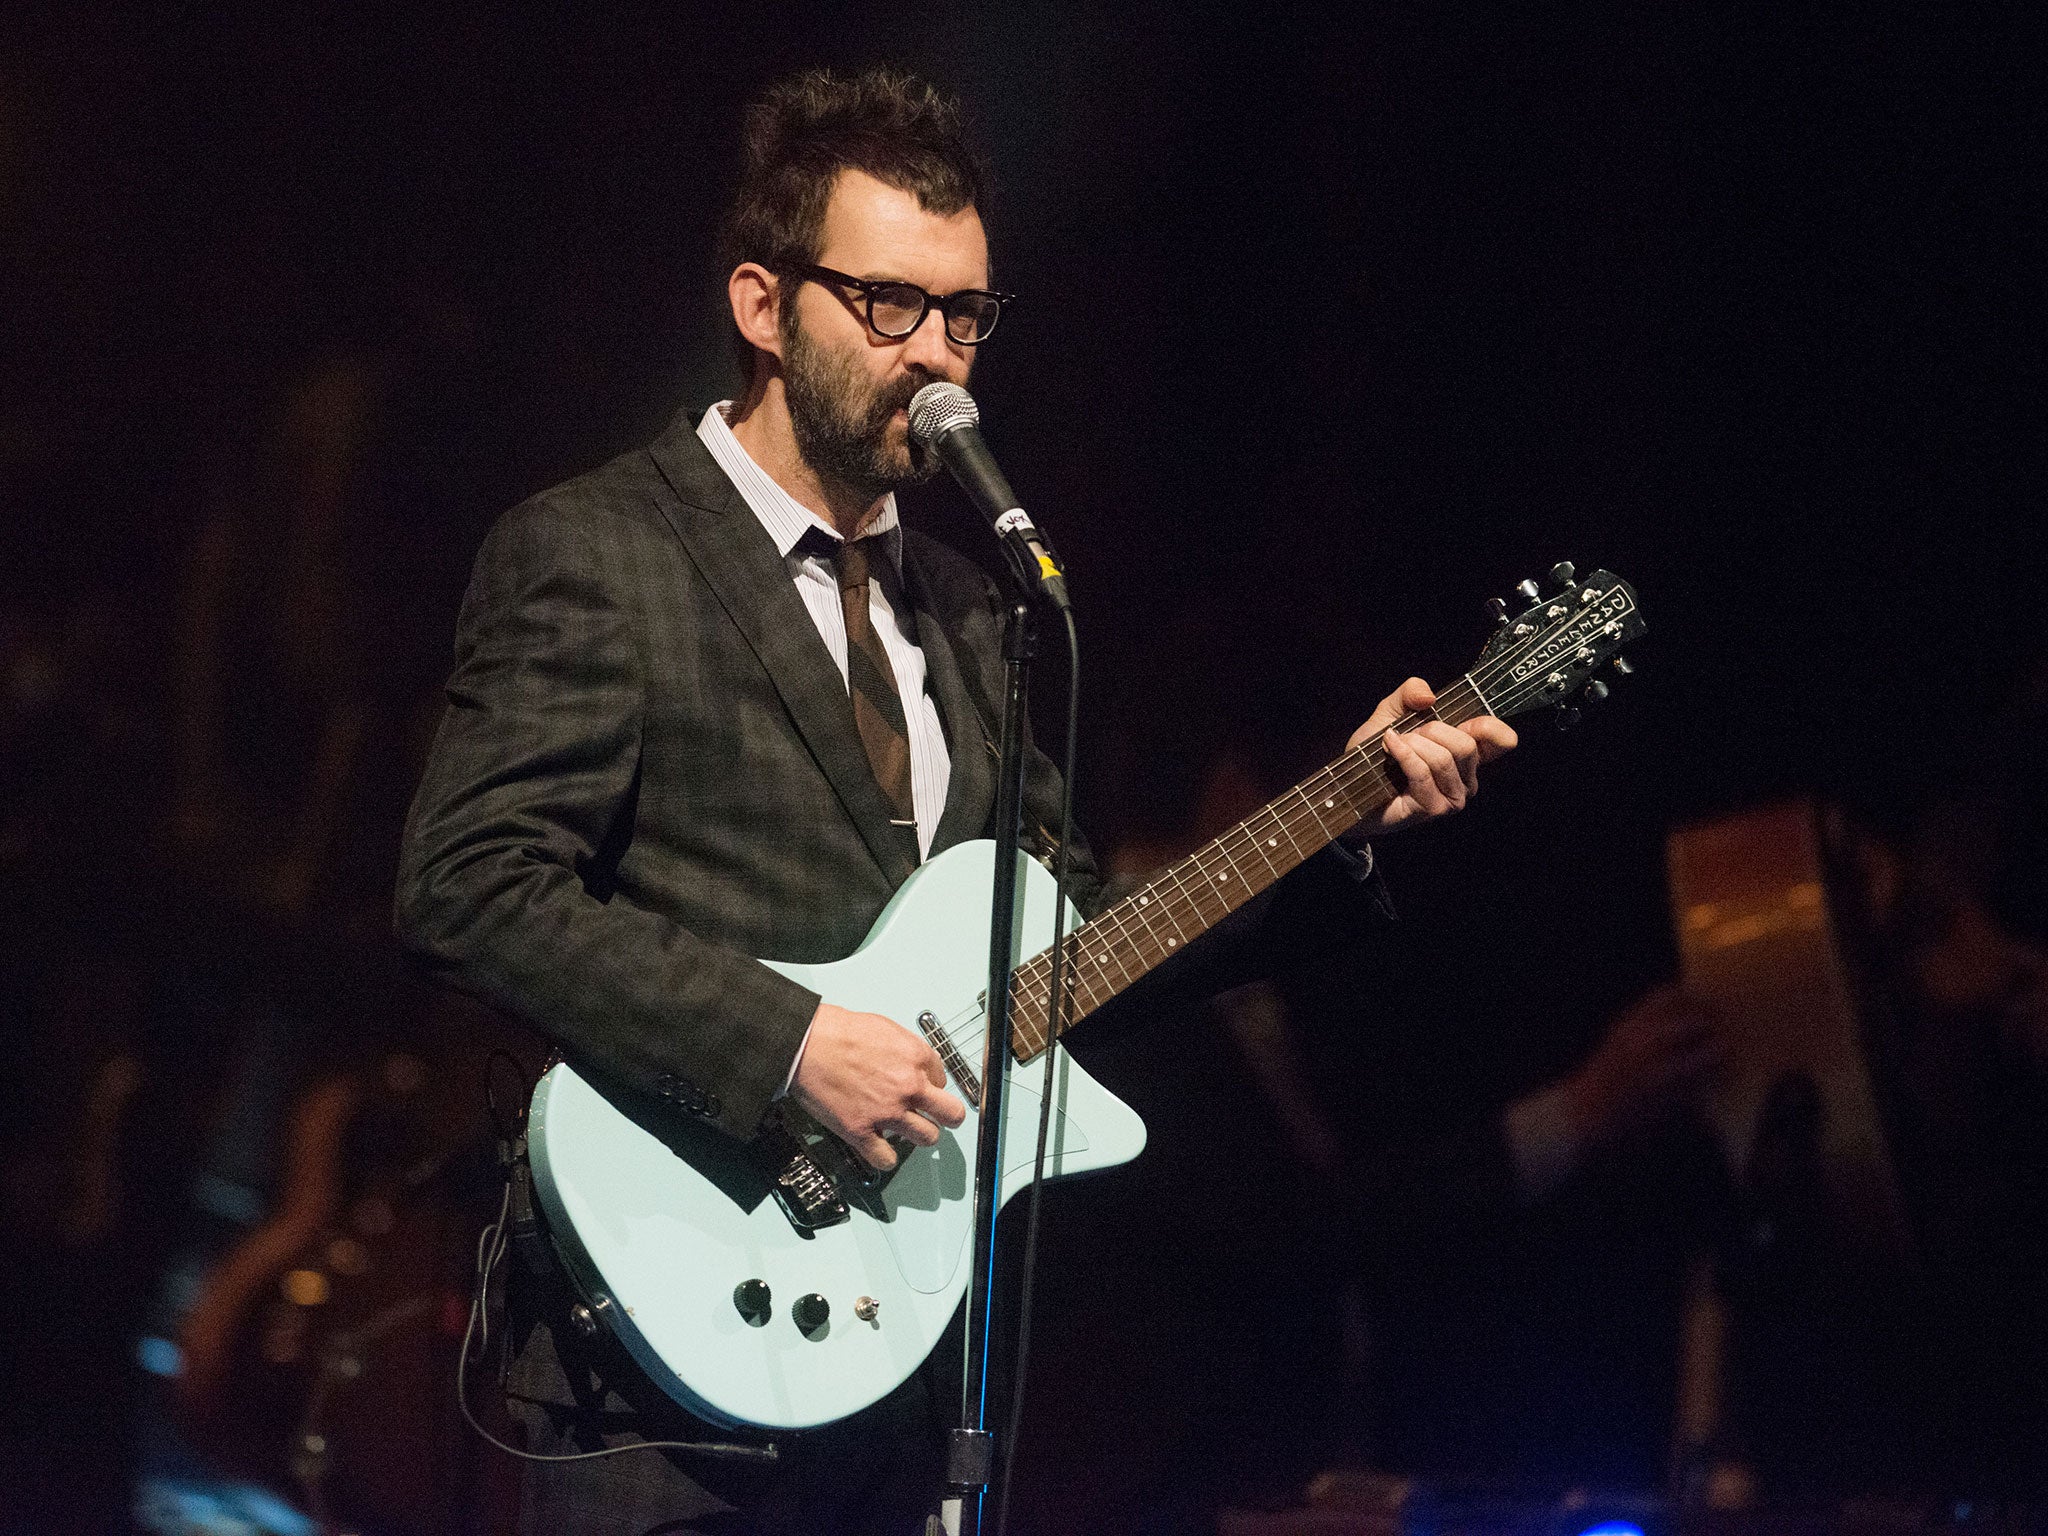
top-left (782, 263), bottom-right (1013, 345)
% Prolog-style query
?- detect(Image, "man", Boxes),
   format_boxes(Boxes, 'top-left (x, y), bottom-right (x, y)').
top-left (396, 66), bottom-right (1515, 1535)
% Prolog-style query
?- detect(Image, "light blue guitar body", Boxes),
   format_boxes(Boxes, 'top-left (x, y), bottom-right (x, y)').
top-left (525, 839), bottom-right (1146, 1432)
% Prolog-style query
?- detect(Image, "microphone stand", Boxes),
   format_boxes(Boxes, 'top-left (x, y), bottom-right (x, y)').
top-left (938, 591), bottom-right (1039, 1536)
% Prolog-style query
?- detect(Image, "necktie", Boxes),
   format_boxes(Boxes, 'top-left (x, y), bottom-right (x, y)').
top-left (832, 536), bottom-right (919, 854)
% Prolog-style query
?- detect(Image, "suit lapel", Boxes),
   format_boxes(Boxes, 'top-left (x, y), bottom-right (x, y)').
top-left (901, 543), bottom-right (997, 857)
top-left (646, 413), bottom-right (918, 888)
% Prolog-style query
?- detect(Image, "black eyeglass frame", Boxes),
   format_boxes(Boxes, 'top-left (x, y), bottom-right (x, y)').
top-left (780, 262), bottom-right (1015, 345)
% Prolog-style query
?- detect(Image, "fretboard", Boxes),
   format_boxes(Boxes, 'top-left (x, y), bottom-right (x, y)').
top-left (1008, 675), bottom-right (1490, 1063)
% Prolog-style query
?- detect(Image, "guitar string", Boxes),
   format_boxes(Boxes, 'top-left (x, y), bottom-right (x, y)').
top-left (997, 676), bottom-right (1492, 1050)
top-left (949, 669), bottom-right (1524, 1062)
top-left (932, 604), bottom-right (1631, 1066)
top-left (936, 683), bottom-right (1457, 1065)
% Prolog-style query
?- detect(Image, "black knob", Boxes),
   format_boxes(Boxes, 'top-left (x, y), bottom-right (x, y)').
top-left (1585, 679), bottom-right (1610, 703)
top-left (733, 1279), bottom-right (772, 1327)
top-left (793, 1293), bottom-right (831, 1337)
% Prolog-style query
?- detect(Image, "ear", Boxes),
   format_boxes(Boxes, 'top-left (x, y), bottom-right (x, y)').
top-left (728, 263), bottom-right (784, 363)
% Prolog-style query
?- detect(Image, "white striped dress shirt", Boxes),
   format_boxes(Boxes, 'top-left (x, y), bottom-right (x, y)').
top-left (697, 402), bottom-right (952, 862)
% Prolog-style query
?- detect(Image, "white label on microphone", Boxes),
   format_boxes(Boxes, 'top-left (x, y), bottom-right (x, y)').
top-left (994, 509), bottom-right (1036, 537)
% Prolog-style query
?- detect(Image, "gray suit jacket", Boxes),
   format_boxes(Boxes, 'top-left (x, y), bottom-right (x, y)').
top-left (396, 408), bottom-right (1383, 1144)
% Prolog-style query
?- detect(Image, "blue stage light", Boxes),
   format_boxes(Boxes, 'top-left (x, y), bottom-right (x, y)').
top-left (136, 1335), bottom-right (183, 1378)
top-left (1574, 1523), bottom-right (1644, 1536)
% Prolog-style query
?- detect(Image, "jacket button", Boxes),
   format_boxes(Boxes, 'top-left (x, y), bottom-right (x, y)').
top-left (701, 1095), bottom-right (723, 1120)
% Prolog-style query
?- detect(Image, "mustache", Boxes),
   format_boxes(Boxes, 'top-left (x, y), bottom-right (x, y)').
top-left (872, 369), bottom-right (941, 423)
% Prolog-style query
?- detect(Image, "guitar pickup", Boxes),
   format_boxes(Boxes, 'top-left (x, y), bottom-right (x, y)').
top-left (917, 1010), bottom-right (981, 1109)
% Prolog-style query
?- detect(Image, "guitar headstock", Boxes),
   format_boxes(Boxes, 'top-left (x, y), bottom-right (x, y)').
top-left (1471, 562), bottom-right (1644, 726)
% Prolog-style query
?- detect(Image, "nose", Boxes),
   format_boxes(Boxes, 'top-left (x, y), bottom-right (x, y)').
top-left (898, 305), bottom-right (961, 376)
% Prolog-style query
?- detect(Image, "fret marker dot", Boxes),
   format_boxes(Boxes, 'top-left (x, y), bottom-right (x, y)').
top-left (1167, 937), bottom-right (1177, 947)
top-left (1267, 839), bottom-right (1276, 848)
top-left (1324, 799), bottom-right (1334, 808)
top-left (1139, 895), bottom-right (1149, 905)
top-left (1217, 872), bottom-right (1229, 882)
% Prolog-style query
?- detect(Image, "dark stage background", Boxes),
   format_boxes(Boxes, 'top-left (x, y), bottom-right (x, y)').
top-left (3, 5), bottom-right (2043, 1533)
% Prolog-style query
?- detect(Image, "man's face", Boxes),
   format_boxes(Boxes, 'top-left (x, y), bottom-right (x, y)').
top-left (780, 169), bottom-right (988, 502)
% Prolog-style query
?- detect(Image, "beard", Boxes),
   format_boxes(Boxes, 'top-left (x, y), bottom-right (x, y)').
top-left (780, 308), bottom-right (943, 504)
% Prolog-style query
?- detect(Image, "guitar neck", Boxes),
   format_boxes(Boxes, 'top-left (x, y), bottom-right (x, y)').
top-left (1009, 673), bottom-right (1493, 1062)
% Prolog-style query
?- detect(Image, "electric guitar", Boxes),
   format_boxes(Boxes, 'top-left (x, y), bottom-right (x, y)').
top-left (526, 564), bottom-right (1646, 1431)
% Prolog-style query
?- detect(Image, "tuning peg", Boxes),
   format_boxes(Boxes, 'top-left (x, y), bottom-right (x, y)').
top-left (1584, 679), bottom-right (1610, 704)
top-left (1547, 561), bottom-right (1577, 590)
top-left (1554, 704), bottom-right (1582, 731)
top-left (1610, 656), bottom-right (1635, 677)
top-left (1485, 596), bottom-right (1509, 624)
top-left (1513, 579), bottom-right (1541, 607)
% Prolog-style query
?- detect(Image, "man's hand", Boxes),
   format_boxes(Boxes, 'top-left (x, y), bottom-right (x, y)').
top-left (1346, 677), bottom-right (1519, 837)
top-left (1560, 984), bottom-right (1723, 1149)
top-left (792, 1002), bottom-right (968, 1171)
top-left (1505, 984), bottom-right (1723, 1201)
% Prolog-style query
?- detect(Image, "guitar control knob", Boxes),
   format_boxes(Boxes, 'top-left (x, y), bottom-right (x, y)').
top-left (733, 1279), bottom-right (772, 1327)
top-left (854, 1296), bottom-right (880, 1323)
top-left (793, 1293), bottom-right (831, 1338)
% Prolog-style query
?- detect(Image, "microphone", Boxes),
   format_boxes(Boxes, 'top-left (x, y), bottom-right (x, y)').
top-left (907, 382), bottom-right (1070, 610)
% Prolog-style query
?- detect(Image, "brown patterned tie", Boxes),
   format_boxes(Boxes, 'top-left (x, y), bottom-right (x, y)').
top-left (832, 536), bottom-right (919, 853)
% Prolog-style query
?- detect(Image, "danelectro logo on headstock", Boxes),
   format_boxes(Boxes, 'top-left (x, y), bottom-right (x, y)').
top-left (1508, 584), bottom-right (1637, 683)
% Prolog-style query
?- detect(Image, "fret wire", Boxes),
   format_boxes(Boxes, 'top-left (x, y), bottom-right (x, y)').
top-left (1294, 777), bottom-right (1342, 841)
top-left (1228, 820), bottom-right (1281, 897)
top-left (1120, 878), bottom-right (1174, 964)
top-left (1024, 961), bottom-right (1076, 1028)
top-left (1107, 895), bottom-right (1161, 971)
top-left (1244, 805), bottom-right (1288, 879)
top-left (1221, 827), bottom-right (1265, 897)
top-left (1145, 870), bottom-right (1194, 951)
top-left (1158, 856), bottom-right (1203, 940)
top-left (1189, 845), bottom-right (1231, 927)
top-left (1072, 959), bottom-right (1106, 1013)
top-left (1205, 836), bottom-right (1250, 908)
top-left (1114, 901), bottom-right (1156, 975)
top-left (1272, 799), bottom-right (1311, 861)
top-left (1168, 850), bottom-right (1206, 933)
top-left (1094, 913), bottom-right (1141, 990)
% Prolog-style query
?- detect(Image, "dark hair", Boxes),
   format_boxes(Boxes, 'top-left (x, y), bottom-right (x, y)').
top-left (720, 66), bottom-right (991, 378)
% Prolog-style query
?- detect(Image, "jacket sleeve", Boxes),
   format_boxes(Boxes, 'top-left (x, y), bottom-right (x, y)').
top-left (394, 498), bottom-right (816, 1140)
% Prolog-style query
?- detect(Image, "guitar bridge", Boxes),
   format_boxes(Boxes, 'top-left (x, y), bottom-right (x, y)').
top-left (759, 1113), bottom-right (848, 1233)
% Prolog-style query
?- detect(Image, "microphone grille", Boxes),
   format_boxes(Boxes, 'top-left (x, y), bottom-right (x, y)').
top-left (907, 382), bottom-right (979, 444)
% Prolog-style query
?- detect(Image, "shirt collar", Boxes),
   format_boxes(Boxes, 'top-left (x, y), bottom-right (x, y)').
top-left (697, 401), bottom-right (902, 567)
